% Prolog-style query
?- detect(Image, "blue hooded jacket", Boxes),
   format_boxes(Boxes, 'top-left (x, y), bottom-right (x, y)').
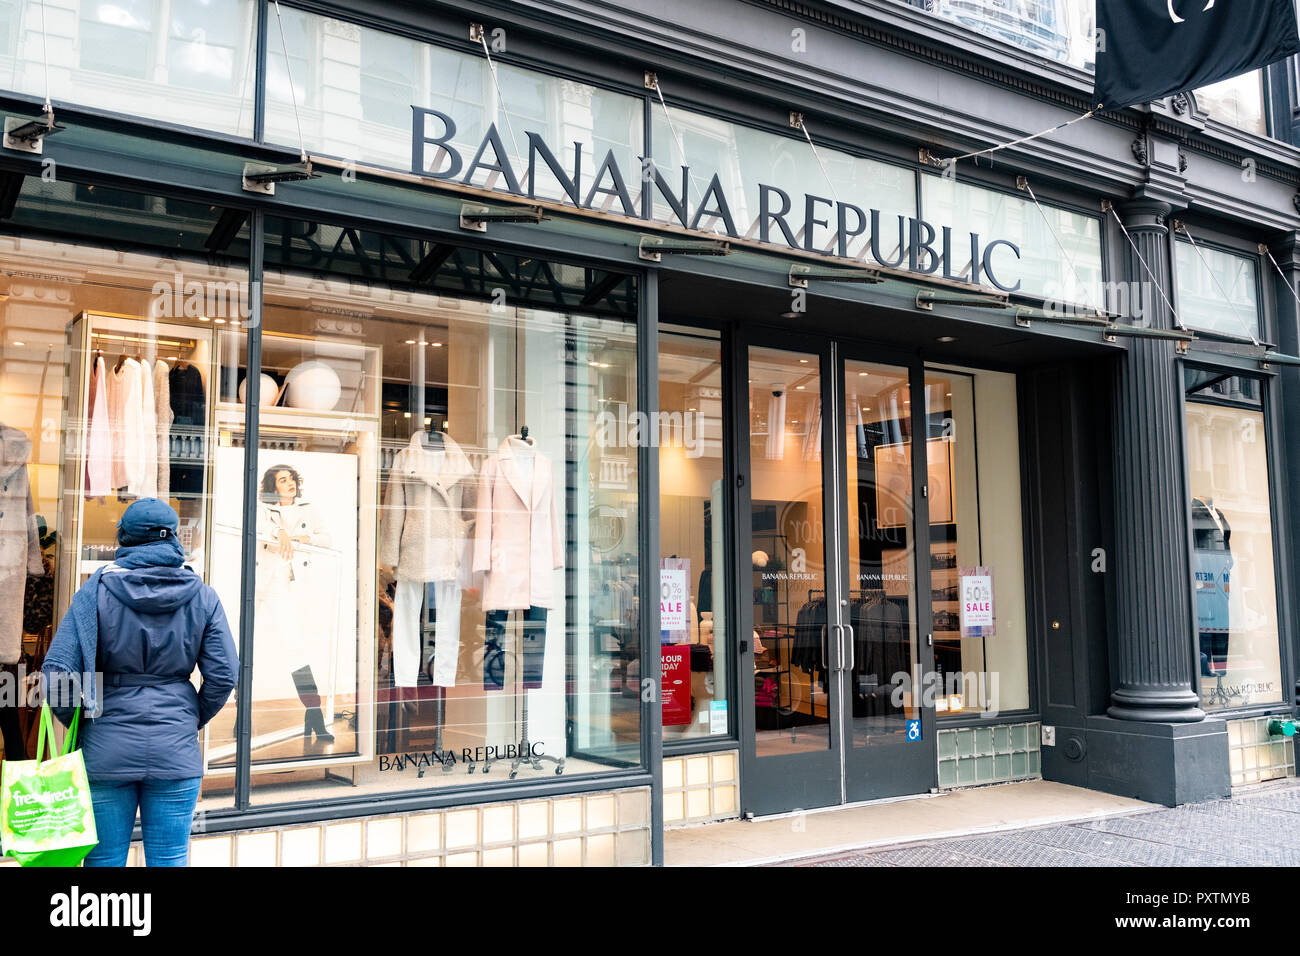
top-left (43, 498), bottom-right (238, 780)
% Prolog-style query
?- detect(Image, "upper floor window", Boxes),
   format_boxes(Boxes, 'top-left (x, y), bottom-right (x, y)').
top-left (1195, 73), bottom-right (1267, 136)
top-left (925, 0), bottom-right (1096, 69)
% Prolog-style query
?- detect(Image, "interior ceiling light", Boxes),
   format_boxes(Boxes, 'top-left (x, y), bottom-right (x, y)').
top-left (405, 339), bottom-right (416, 345)
top-left (780, 311), bottom-right (800, 319)
top-left (430, 342), bottom-right (442, 347)
top-left (936, 335), bottom-right (957, 343)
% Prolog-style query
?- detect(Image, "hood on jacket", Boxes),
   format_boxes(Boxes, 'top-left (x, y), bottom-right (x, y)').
top-left (100, 566), bottom-right (203, 614)
top-left (0, 424), bottom-right (31, 479)
top-left (402, 429), bottom-right (473, 488)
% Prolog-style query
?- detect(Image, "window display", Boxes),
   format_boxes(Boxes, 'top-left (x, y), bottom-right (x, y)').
top-left (226, 216), bottom-right (643, 804)
top-left (1184, 372), bottom-right (1283, 711)
top-left (923, 366), bottom-right (1029, 716)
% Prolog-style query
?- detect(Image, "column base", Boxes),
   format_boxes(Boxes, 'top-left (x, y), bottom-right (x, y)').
top-left (1108, 684), bottom-right (1205, 723)
top-left (1071, 715), bottom-right (1230, 807)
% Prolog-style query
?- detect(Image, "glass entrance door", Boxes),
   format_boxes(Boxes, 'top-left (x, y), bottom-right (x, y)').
top-left (839, 357), bottom-right (935, 802)
top-left (738, 337), bottom-right (935, 817)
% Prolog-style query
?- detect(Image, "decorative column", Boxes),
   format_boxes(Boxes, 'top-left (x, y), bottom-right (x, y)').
top-left (1107, 199), bottom-right (1204, 723)
top-left (1268, 230), bottom-right (1300, 710)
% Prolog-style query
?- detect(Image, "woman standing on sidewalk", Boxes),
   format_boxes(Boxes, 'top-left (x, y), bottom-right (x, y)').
top-left (42, 498), bottom-right (238, 867)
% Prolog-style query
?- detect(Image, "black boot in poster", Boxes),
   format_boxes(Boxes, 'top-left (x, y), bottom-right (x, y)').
top-left (292, 665), bottom-right (335, 744)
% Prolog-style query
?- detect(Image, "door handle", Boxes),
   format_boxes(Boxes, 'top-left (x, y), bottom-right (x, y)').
top-left (819, 624), bottom-right (829, 672)
top-left (843, 623), bottom-right (855, 673)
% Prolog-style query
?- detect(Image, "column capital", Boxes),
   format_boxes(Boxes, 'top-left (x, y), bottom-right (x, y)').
top-left (1116, 198), bottom-right (1175, 233)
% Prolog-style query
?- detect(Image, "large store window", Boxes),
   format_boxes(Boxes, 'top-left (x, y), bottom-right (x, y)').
top-left (265, 6), bottom-right (644, 200)
top-left (1184, 371), bottom-right (1283, 711)
top-left (0, 0), bottom-right (257, 136)
top-left (658, 328), bottom-right (729, 740)
top-left (924, 365), bottom-right (1029, 715)
top-left (198, 217), bottom-right (643, 805)
top-left (0, 201), bottom-right (251, 813)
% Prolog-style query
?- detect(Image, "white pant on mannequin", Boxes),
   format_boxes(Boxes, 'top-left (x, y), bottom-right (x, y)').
top-left (393, 579), bottom-right (462, 687)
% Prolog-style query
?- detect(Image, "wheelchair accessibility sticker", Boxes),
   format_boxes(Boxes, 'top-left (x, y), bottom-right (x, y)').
top-left (906, 719), bottom-right (921, 742)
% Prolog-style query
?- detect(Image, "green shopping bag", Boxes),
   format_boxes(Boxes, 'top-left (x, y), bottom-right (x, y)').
top-left (0, 703), bottom-right (98, 867)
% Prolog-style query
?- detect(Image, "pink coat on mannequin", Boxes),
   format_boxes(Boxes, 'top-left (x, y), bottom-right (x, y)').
top-left (472, 437), bottom-right (563, 610)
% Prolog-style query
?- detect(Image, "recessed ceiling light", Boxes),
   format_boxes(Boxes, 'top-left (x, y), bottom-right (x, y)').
top-left (946, 392), bottom-right (952, 397)
top-left (790, 419), bottom-right (799, 423)
top-left (936, 335), bottom-right (957, 343)
top-left (403, 412), bottom-right (411, 418)
top-left (589, 361), bottom-right (600, 367)
top-left (799, 359), bottom-right (808, 364)
top-left (858, 372), bottom-right (868, 377)
top-left (903, 399), bottom-right (911, 404)
top-left (405, 339), bottom-right (416, 345)
top-left (688, 407), bottom-right (697, 411)
top-left (199, 316), bottom-right (211, 322)
top-left (214, 318), bottom-right (226, 324)
top-left (10, 341), bottom-right (23, 347)
top-left (795, 385), bottom-right (805, 390)
top-left (430, 342), bottom-right (442, 347)
top-left (780, 311), bottom-right (800, 319)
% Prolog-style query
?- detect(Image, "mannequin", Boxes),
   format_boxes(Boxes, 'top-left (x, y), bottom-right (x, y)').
top-left (378, 427), bottom-right (473, 688)
top-left (473, 428), bottom-right (562, 691)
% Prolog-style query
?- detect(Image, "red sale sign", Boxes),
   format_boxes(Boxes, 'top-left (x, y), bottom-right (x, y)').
top-left (661, 646), bottom-right (691, 726)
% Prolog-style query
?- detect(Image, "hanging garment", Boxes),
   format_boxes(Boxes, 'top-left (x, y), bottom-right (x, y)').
top-left (168, 363), bottom-right (205, 496)
top-left (378, 431), bottom-right (474, 581)
top-left (85, 356), bottom-right (112, 498)
top-left (392, 579), bottom-right (461, 688)
top-left (483, 606), bottom-right (548, 691)
top-left (472, 436), bottom-right (563, 611)
top-left (789, 597), bottom-right (827, 688)
top-left (0, 424), bottom-right (44, 664)
top-left (138, 357), bottom-right (158, 498)
top-left (855, 591), bottom-right (906, 715)
top-left (154, 360), bottom-right (172, 500)
top-left (108, 359), bottom-right (145, 493)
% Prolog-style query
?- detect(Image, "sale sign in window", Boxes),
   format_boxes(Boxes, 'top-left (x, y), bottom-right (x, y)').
top-left (959, 566), bottom-right (996, 638)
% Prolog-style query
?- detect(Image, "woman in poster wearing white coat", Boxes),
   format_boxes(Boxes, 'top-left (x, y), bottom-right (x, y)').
top-left (256, 464), bottom-right (335, 744)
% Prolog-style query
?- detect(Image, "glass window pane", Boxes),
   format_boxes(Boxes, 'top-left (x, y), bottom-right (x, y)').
top-left (925, 365), bottom-right (1029, 715)
top-left (265, 7), bottom-right (645, 204)
top-left (843, 361), bottom-right (921, 739)
top-left (1196, 73), bottom-right (1267, 135)
top-left (922, 175), bottom-right (1103, 303)
top-left (230, 218), bottom-right (640, 804)
top-left (928, 0), bottom-right (1097, 69)
top-left (659, 330), bottom-right (729, 740)
top-left (0, 0), bottom-right (257, 136)
top-left (650, 107), bottom-right (916, 256)
top-left (1185, 373), bottom-right (1283, 710)
top-left (1175, 240), bottom-right (1261, 339)
top-left (748, 347), bottom-right (830, 755)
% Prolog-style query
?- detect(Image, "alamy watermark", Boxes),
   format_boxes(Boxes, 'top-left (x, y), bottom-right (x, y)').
top-left (149, 273), bottom-right (257, 325)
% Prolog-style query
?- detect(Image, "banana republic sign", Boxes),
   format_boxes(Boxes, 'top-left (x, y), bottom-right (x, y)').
top-left (411, 108), bottom-right (1024, 293)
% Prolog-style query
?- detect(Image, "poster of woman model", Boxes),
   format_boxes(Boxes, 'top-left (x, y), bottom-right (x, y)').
top-left (208, 446), bottom-right (359, 767)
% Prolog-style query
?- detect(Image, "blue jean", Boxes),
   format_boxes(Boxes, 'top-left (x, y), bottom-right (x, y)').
top-left (83, 778), bottom-right (201, 867)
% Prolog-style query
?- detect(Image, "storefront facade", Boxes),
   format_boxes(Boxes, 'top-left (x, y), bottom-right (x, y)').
top-left (0, 0), bottom-right (1297, 865)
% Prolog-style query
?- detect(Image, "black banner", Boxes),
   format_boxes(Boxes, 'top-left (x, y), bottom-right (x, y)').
top-left (1094, 0), bottom-right (1300, 110)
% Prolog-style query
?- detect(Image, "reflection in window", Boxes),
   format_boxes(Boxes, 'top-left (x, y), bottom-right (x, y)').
top-left (926, 0), bottom-right (1096, 69)
top-left (1185, 372), bottom-right (1282, 711)
top-left (1174, 241), bottom-right (1260, 340)
top-left (1196, 73), bottom-right (1267, 136)
top-left (0, 0), bottom-right (258, 135)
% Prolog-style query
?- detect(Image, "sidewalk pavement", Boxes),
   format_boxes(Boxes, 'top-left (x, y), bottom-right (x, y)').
top-left (803, 780), bottom-right (1300, 867)
top-left (665, 777), bottom-right (1300, 867)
